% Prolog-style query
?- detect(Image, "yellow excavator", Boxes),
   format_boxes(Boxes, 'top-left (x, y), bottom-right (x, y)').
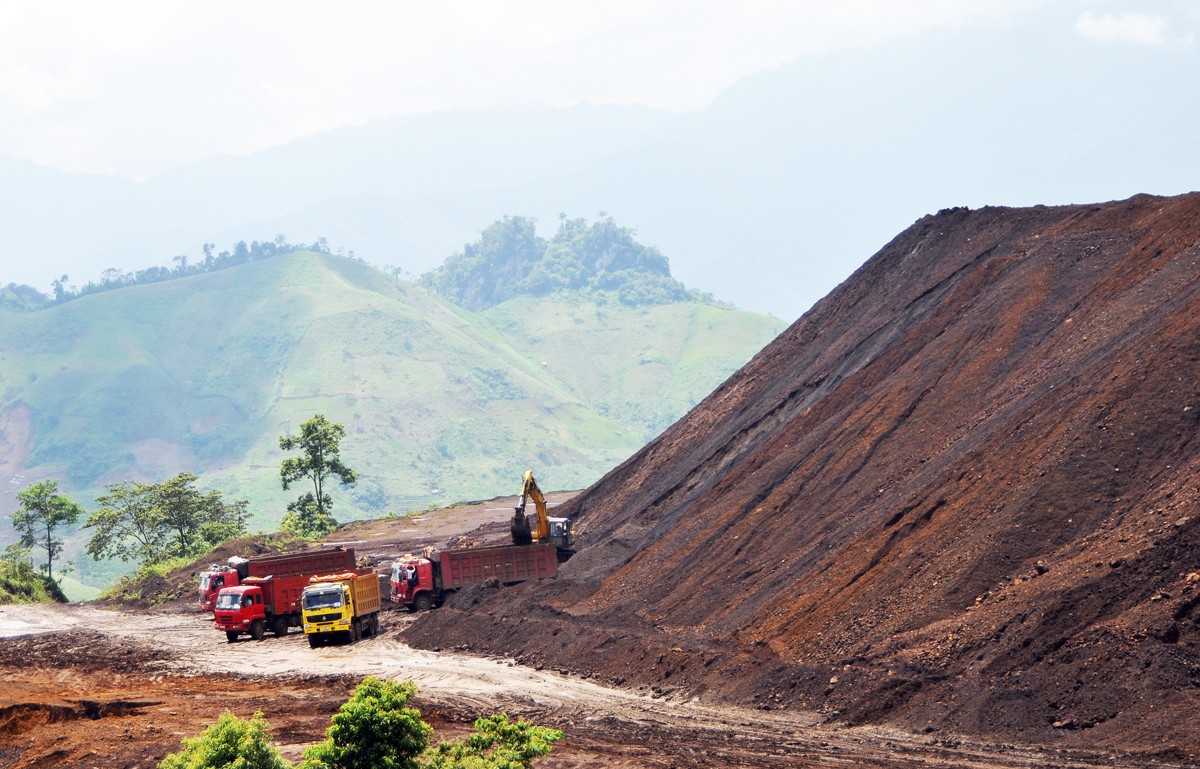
top-left (510, 469), bottom-right (575, 559)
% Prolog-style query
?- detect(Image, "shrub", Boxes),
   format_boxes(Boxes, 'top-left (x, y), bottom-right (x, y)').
top-left (423, 713), bottom-right (563, 769)
top-left (160, 678), bottom-right (563, 769)
top-left (158, 710), bottom-right (291, 769)
top-left (302, 677), bottom-right (432, 769)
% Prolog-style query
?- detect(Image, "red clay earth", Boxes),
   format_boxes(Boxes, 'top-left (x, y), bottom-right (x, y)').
top-left (4, 495), bottom-right (1125, 769)
top-left (403, 192), bottom-right (1200, 764)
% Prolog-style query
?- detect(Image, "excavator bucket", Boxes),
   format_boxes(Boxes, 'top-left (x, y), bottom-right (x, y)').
top-left (510, 506), bottom-right (534, 546)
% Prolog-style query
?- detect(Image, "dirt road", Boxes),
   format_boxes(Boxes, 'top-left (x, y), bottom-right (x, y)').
top-left (3, 492), bottom-right (1191, 768)
top-left (1, 601), bottom-right (1186, 769)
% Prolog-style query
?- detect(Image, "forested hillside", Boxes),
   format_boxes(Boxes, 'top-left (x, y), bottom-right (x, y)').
top-left (0, 243), bottom-right (782, 588)
top-left (422, 215), bottom-right (705, 310)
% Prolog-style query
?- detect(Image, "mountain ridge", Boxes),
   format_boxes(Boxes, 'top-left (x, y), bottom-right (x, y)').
top-left (0, 251), bottom-right (783, 538)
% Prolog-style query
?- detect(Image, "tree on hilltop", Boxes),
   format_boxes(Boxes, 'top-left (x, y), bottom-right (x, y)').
top-left (422, 215), bottom-right (545, 311)
top-left (279, 414), bottom-right (357, 537)
top-left (421, 213), bottom-right (699, 310)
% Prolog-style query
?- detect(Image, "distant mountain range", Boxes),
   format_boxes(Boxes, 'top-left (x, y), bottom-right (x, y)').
top-left (4, 19), bottom-right (1195, 321)
top-left (0, 251), bottom-right (783, 537)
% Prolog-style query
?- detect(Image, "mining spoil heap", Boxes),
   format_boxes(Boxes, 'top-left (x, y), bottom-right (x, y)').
top-left (406, 192), bottom-right (1200, 759)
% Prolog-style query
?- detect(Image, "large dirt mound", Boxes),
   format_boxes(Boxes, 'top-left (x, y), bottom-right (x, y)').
top-left (405, 192), bottom-right (1200, 758)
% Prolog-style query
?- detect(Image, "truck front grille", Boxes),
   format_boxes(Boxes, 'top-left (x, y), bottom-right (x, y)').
top-left (309, 612), bottom-right (340, 623)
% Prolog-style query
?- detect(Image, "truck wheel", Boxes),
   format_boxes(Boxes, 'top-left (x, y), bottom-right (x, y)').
top-left (349, 622), bottom-right (360, 643)
top-left (251, 619), bottom-right (265, 641)
top-left (414, 594), bottom-right (432, 612)
top-left (369, 615), bottom-right (379, 636)
top-left (273, 617), bottom-right (288, 637)
top-left (308, 635), bottom-right (319, 649)
top-left (226, 631), bottom-right (239, 643)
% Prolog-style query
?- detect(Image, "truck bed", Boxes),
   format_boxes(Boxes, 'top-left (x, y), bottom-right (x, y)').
top-left (346, 570), bottom-right (382, 617)
top-left (437, 543), bottom-right (557, 590)
top-left (245, 548), bottom-right (356, 579)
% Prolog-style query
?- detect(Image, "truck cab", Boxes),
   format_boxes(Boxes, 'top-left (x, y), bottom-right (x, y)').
top-left (301, 581), bottom-right (353, 641)
top-left (198, 566), bottom-right (240, 611)
top-left (547, 517), bottom-right (574, 554)
top-left (390, 557), bottom-right (435, 611)
top-left (212, 585), bottom-right (266, 642)
top-left (301, 571), bottom-right (381, 647)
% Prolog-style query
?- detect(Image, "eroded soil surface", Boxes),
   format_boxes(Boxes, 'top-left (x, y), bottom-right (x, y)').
top-left (1, 496), bottom-right (1193, 769)
top-left (396, 194), bottom-right (1200, 765)
top-left (3, 602), bottom-right (1185, 769)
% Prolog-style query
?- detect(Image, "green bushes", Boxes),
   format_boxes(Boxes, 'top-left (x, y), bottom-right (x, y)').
top-left (0, 544), bottom-right (66, 604)
top-left (302, 678), bottom-right (431, 769)
top-left (159, 678), bottom-right (562, 769)
top-left (424, 714), bottom-right (563, 769)
top-left (158, 711), bottom-right (290, 769)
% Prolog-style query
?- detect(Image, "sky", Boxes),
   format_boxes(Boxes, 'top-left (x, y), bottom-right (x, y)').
top-left (4, 0), bottom-right (1196, 181)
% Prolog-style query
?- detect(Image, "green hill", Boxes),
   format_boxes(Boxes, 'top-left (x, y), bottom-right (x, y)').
top-left (0, 252), bottom-right (783, 539)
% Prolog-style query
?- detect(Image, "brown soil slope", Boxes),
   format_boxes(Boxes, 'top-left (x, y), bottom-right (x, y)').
top-left (406, 192), bottom-right (1200, 759)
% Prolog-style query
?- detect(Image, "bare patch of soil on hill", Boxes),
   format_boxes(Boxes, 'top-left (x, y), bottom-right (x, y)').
top-left (402, 193), bottom-right (1200, 763)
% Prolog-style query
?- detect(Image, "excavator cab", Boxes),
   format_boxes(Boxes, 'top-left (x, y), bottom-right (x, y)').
top-left (510, 469), bottom-right (574, 556)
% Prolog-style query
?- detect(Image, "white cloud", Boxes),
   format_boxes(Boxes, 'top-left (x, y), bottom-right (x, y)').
top-left (1074, 10), bottom-right (1191, 48)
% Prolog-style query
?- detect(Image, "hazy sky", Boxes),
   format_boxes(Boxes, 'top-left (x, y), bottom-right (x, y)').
top-left (4, 1), bottom-right (1195, 180)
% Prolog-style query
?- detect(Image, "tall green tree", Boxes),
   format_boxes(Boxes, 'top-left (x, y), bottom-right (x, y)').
top-left (279, 415), bottom-right (357, 537)
top-left (13, 479), bottom-right (82, 581)
top-left (84, 480), bottom-right (161, 564)
top-left (152, 473), bottom-right (248, 560)
top-left (83, 474), bottom-right (248, 565)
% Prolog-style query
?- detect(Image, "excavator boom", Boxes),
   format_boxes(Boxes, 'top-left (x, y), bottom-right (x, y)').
top-left (510, 469), bottom-right (574, 557)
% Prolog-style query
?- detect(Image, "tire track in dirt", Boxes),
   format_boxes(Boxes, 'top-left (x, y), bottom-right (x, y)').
top-left (2, 603), bottom-right (1187, 769)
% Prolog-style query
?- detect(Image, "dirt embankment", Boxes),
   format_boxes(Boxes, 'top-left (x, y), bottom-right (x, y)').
top-left (403, 192), bottom-right (1200, 761)
top-left (5, 601), bottom-right (1187, 769)
top-left (5, 490), bottom-right (1189, 769)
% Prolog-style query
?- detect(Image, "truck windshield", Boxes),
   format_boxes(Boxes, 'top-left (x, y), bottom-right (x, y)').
top-left (214, 592), bottom-right (240, 610)
top-left (199, 574), bottom-right (211, 591)
top-left (304, 590), bottom-right (342, 611)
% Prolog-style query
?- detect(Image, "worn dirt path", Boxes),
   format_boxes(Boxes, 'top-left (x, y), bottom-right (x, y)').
top-left (1, 602), bottom-right (1184, 769)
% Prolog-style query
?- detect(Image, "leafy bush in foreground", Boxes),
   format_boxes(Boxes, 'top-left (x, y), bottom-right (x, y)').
top-left (158, 711), bottom-right (290, 769)
top-left (159, 677), bottom-right (562, 769)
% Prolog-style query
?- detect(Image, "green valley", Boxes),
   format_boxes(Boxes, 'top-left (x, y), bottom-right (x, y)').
top-left (0, 249), bottom-right (783, 557)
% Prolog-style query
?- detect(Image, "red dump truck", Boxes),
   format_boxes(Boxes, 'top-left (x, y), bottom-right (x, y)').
top-left (213, 572), bottom-right (316, 642)
top-left (391, 543), bottom-right (557, 611)
top-left (198, 547), bottom-right (356, 611)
